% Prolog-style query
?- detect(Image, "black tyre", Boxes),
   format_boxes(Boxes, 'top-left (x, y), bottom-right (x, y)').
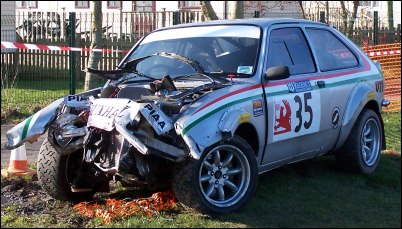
top-left (336, 109), bottom-right (382, 174)
top-left (172, 135), bottom-right (258, 213)
top-left (37, 138), bottom-right (94, 201)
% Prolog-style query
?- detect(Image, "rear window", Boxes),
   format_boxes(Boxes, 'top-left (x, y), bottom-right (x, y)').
top-left (306, 28), bottom-right (358, 72)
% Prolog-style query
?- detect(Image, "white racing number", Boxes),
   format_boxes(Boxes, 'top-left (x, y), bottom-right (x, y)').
top-left (272, 91), bottom-right (321, 142)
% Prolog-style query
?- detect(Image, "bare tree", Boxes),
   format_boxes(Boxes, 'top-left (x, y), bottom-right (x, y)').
top-left (244, 1), bottom-right (302, 19)
top-left (200, 1), bottom-right (244, 20)
top-left (340, 1), bottom-right (348, 34)
top-left (230, 1), bottom-right (244, 19)
top-left (340, 1), bottom-right (359, 36)
top-left (84, 1), bottom-right (103, 91)
top-left (347, 1), bottom-right (359, 37)
top-left (298, 1), bottom-right (306, 19)
top-left (199, 1), bottom-right (218, 20)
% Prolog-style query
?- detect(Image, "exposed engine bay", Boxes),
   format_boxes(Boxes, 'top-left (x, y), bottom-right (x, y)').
top-left (48, 66), bottom-right (229, 190)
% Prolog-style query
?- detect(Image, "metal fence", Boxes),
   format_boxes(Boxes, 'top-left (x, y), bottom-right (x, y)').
top-left (12, 10), bottom-right (205, 43)
top-left (1, 10), bottom-right (401, 123)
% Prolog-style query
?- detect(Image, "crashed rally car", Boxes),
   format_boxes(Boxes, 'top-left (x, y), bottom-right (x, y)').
top-left (5, 18), bottom-right (388, 214)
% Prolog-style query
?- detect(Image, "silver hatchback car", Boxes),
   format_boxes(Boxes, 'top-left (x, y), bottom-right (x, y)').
top-left (6, 18), bottom-right (388, 214)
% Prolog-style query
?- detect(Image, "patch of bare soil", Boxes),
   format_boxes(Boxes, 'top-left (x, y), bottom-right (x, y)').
top-left (1, 175), bottom-right (85, 227)
top-left (1, 175), bottom-right (181, 227)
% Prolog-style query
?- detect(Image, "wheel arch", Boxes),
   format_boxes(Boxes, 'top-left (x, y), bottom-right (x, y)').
top-left (334, 81), bottom-right (384, 151)
top-left (364, 100), bottom-right (386, 150)
top-left (335, 99), bottom-right (385, 151)
top-left (234, 123), bottom-right (259, 157)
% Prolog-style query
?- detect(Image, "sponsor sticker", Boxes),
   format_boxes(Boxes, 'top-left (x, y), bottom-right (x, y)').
top-left (238, 113), bottom-right (251, 124)
top-left (253, 99), bottom-right (264, 116)
top-left (87, 98), bottom-right (130, 131)
top-left (287, 80), bottom-right (312, 93)
top-left (375, 81), bottom-right (384, 92)
top-left (237, 66), bottom-right (253, 74)
top-left (274, 99), bottom-right (292, 135)
top-left (140, 103), bottom-right (173, 135)
top-left (64, 95), bottom-right (90, 107)
top-left (367, 92), bottom-right (376, 100)
top-left (331, 107), bottom-right (340, 128)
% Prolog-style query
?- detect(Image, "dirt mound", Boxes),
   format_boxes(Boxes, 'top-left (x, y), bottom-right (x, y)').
top-left (1, 175), bottom-right (85, 227)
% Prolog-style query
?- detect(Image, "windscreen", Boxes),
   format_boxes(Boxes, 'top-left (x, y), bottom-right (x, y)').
top-left (123, 25), bottom-right (261, 79)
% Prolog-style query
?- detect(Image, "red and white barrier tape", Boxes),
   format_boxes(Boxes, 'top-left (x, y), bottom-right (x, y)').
top-left (367, 50), bottom-right (401, 57)
top-left (1, 41), bottom-right (129, 53)
top-left (1, 40), bottom-right (400, 57)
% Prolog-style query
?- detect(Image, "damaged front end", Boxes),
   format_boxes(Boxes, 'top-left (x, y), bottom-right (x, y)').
top-left (81, 75), bottom-right (228, 186)
top-left (50, 73), bottom-right (227, 191)
top-left (7, 48), bottom-right (235, 194)
top-left (5, 87), bottom-right (101, 150)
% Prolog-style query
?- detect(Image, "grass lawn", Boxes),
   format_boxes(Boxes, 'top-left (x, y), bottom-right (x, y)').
top-left (1, 79), bottom-right (105, 124)
top-left (1, 75), bottom-right (400, 227)
top-left (1, 111), bottom-right (400, 228)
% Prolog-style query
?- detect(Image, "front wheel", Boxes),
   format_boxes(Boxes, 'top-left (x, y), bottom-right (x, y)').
top-left (37, 138), bottom-right (95, 201)
top-left (172, 136), bottom-right (258, 213)
top-left (336, 109), bottom-right (383, 174)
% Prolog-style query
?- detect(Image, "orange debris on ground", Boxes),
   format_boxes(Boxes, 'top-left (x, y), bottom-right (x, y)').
top-left (73, 189), bottom-right (176, 224)
top-left (383, 149), bottom-right (401, 155)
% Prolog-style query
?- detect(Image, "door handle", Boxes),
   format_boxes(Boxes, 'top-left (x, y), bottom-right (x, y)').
top-left (316, 81), bottom-right (325, 88)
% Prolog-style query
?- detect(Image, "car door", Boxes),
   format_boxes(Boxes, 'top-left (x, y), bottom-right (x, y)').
top-left (261, 25), bottom-right (324, 168)
top-left (303, 26), bottom-right (361, 153)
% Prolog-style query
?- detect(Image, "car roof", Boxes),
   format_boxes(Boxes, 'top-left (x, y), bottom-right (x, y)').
top-left (154, 18), bottom-right (329, 32)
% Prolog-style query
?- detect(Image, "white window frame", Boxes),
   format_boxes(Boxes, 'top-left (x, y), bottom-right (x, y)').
top-left (75, 1), bottom-right (89, 8)
top-left (179, 1), bottom-right (200, 9)
top-left (107, 1), bottom-right (121, 9)
top-left (16, 1), bottom-right (37, 9)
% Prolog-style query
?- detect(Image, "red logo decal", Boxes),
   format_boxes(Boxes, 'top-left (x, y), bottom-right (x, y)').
top-left (274, 100), bottom-right (292, 135)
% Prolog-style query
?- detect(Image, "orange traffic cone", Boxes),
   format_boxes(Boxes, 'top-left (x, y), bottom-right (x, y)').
top-left (1, 144), bottom-right (36, 177)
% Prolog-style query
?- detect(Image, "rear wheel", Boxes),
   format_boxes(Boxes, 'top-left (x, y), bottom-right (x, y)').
top-left (37, 138), bottom-right (95, 201)
top-left (336, 109), bottom-right (382, 174)
top-left (172, 136), bottom-right (258, 213)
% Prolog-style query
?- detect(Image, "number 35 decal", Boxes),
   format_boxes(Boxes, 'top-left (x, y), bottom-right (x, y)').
top-left (273, 91), bottom-right (321, 142)
top-left (294, 92), bottom-right (313, 133)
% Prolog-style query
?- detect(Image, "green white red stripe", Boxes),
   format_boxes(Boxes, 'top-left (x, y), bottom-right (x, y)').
top-left (182, 56), bottom-right (378, 136)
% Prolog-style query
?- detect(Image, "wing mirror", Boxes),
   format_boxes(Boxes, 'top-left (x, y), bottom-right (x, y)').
top-left (265, 66), bottom-right (290, 80)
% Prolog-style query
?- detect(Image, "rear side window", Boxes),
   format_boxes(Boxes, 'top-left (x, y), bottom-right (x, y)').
top-left (306, 28), bottom-right (358, 72)
top-left (267, 28), bottom-right (316, 75)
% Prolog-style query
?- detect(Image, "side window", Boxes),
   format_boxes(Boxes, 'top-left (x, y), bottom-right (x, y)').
top-left (306, 28), bottom-right (358, 72)
top-left (267, 28), bottom-right (316, 75)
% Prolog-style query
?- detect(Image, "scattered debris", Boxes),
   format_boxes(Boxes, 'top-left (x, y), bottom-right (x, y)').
top-left (1, 175), bottom-right (179, 226)
top-left (73, 190), bottom-right (176, 224)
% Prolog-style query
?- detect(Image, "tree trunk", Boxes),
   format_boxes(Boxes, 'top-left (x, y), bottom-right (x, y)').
top-left (298, 1), bottom-right (306, 19)
top-left (84, 1), bottom-right (103, 91)
top-left (340, 1), bottom-right (348, 34)
top-left (229, 1), bottom-right (244, 20)
top-left (347, 1), bottom-right (359, 37)
top-left (199, 1), bottom-right (219, 20)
